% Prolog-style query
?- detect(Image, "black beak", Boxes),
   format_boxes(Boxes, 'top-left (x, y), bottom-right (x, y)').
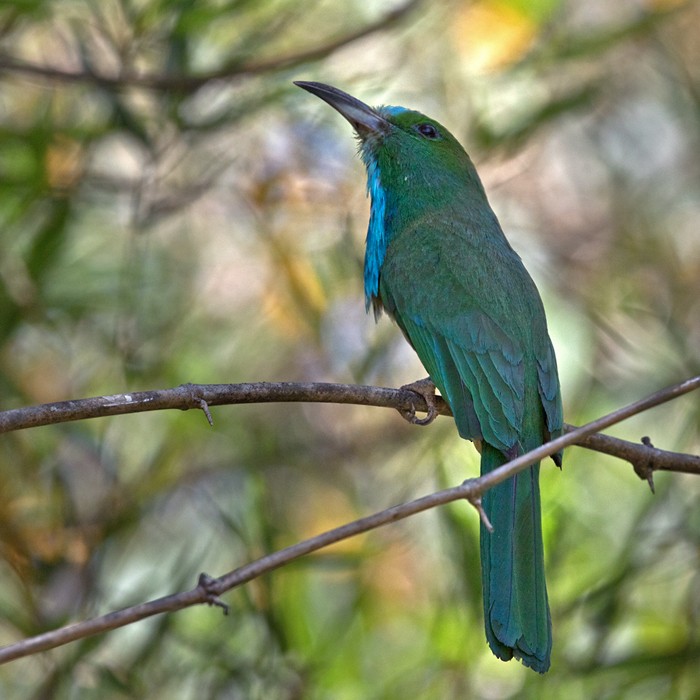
top-left (294, 81), bottom-right (390, 138)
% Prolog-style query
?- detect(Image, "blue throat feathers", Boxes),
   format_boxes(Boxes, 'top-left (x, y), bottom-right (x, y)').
top-left (362, 150), bottom-right (387, 315)
top-left (362, 105), bottom-right (407, 316)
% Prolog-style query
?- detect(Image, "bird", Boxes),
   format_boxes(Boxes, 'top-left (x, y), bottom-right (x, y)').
top-left (295, 81), bottom-right (563, 673)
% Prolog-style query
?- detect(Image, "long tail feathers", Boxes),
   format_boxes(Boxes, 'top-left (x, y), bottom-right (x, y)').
top-left (480, 442), bottom-right (551, 673)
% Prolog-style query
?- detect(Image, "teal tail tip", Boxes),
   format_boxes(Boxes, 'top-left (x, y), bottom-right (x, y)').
top-left (480, 445), bottom-right (553, 674)
top-left (486, 629), bottom-right (551, 674)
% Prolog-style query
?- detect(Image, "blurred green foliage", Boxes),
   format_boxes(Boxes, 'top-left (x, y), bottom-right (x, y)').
top-left (0, 0), bottom-right (699, 697)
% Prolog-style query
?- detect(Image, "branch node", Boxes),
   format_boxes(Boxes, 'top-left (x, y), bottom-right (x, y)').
top-left (634, 436), bottom-right (656, 494)
top-left (180, 383), bottom-right (214, 426)
top-left (197, 573), bottom-right (229, 615)
top-left (398, 377), bottom-right (438, 426)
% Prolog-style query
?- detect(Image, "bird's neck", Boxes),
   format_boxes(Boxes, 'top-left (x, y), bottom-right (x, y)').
top-left (361, 142), bottom-right (507, 318)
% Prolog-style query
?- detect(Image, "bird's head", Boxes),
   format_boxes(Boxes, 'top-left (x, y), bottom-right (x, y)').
top-left (294, 81), bottom-right (479, 191)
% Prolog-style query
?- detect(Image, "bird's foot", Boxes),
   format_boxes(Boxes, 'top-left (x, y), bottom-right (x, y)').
top-left (398, 377), bottom-right (438, 426)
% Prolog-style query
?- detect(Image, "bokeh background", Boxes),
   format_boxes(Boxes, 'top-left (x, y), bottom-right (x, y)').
top-left (0, 0), bottom-right (699, 697)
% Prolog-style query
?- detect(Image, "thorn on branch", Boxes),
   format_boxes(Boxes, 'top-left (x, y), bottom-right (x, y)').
top-left (197, 573), bottom-right (229, 615)
top-left (633, 436), bottom-right (656, 494)
top-left (398, 377), bottom-right (438, 426)
top-left (462, 479), bottom-right (494, 532)
top-left (199, 399), bottom-right (214, 426)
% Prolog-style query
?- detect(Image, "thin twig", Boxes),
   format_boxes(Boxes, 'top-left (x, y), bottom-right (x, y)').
top-left (0, 0), bottom-right (422, 92)
top-left (0, 382), bottom-right (439, 431)
top-left (1, 379), bottom-right (698, 476)
top-left (0, 375), bottom-right (697, 664)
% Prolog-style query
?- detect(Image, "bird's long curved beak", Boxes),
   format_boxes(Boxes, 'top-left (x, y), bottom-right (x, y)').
top-left (294, 81), bottom-right (389, 138)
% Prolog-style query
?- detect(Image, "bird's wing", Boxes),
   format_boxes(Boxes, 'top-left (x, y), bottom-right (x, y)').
top-left (534, 333), bottom-right (563, 454)
top-left (379, 216), bottom-right (561, 456)
top-left (395, 310), bottom-right (526, 454)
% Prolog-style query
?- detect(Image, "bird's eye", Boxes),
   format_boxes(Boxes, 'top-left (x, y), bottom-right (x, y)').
top-left (416, 123), bottom-right (440, 139)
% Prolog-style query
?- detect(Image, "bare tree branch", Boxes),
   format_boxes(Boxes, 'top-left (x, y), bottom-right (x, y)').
top-left (0, 0), bottom-right (422, 92)
top-left (0, 375), bottom-right (697, 664)
top-left (1, 379), bottom-right (698, 476)
top-left (570, 429), bottom-right (700, 483)
top-left (0, 382), bottom-right (425, 432)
